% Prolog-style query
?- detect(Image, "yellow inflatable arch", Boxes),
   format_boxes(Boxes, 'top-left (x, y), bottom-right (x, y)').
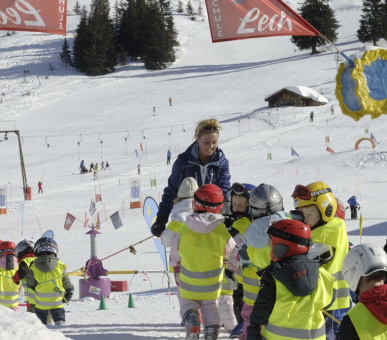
top-left (355, 137), bottom-right (376, 150)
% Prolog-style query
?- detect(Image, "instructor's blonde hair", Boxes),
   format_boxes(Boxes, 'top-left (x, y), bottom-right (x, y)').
top-left (194, 119), bottom-right (222, 138)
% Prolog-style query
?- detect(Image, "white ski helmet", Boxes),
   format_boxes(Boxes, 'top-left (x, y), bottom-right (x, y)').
top-left (342, 243), bottom-right (387, 292)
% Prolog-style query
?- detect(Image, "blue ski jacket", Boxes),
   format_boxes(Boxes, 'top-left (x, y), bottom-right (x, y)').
top-left (158, 141), bottom-right (231, 218)
top-left (347, 196), bottom-right (359, 206)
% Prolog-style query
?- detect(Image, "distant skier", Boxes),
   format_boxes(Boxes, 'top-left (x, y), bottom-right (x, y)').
top-left (347, 195), bottom-right (360, 220)
top-left (38, 181), bottom-right (43, 194)
top-left (167, 149), bottom-right (172, 165)
top-left (101, 161), bottom-right (105, 170)
top-left (137, 164), bottom-right (141, 175)
top-left (169, 97), bottom-right (172, 106)
top-left (310, 111), bottom-right (314, 122)
top-left (105, 161), bottom-right (110, 170)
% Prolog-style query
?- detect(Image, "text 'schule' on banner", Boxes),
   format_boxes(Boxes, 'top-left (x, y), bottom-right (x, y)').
top-left (0, 0), bottom-right (67, 35)
top-left (204, 0), bottom-right (318, 43)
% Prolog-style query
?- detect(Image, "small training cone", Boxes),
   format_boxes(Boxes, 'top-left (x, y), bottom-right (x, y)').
top-left (128, 293), bottom-right (135, 308)
top-left (98, 294), bottom-right (107, 310)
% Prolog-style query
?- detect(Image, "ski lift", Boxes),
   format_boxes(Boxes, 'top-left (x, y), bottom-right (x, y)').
top-left (142, 129), bottom-right (146, 140)
top-left (45, 136), bottom-right (50, 148)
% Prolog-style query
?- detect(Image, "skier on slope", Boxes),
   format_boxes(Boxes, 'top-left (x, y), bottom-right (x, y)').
top-left (347, 195), bottom-right (360, 220)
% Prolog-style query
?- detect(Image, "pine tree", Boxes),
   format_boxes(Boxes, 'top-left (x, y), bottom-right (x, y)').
top-left (291, 0), bottom-right (340, 54)
top-left (186, 0), bottom-right (194, 16)
top-left (135, 0), bottom-right (148, 59)
top-left (177, 0), bottom-right (184, 13)
top-left (143, 2), bottom-right (168, 70)
top-left (357, 0), bottom-right (384, 46)
top-left (60, 38), bottom-right (73, 67)
top-left (72, 6), bottom-right (89, 72)
top-left (158, 0), bottom-right (177, 61)
top-left (113, 0), bottom-right (123, 37)
top-left (84, 0), bottom-right (117, 76)
top-left (118, 0), bottom-right (138, 59)
top-left (73, 0), bottom-right (81, 15)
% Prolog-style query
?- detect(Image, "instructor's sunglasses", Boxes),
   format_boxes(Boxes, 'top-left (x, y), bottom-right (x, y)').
top-left (202, 126), bottom-right (220, 132)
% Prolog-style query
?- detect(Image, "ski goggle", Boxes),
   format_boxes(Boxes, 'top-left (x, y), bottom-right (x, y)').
top-left (230, 183), bottom-right (253, 196)
top-left (201, 126), bottom-right (220, 132)
top-left (291, 185), bottom-right (332, 200)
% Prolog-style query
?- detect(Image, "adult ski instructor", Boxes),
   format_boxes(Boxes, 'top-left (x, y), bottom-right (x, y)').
top-left (151, 118), bottom-right (231, 237)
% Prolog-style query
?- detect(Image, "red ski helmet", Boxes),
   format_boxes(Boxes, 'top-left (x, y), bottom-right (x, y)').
top-left (193, 184), bottom-right (224, 214)
top-left (0, 241), bottom-right (16, 257)
top-left (267, 220), bottom-right (313, 262)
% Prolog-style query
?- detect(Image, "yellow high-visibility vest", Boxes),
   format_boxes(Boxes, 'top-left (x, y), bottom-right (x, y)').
top-left (348, 302), bottom-right (387, 340)
top-left (312, 217), bottom-right (350, 310)
top-left (178, 222), bottom-right (230, 301)
top-left (20, 257), bottom-right (36, 304)
top-left (30, 261), bottom-right (66, 310)
top-left (261, 267), bottom-right (334, 340)
top-left (0, 266), bottom-right (20, 308)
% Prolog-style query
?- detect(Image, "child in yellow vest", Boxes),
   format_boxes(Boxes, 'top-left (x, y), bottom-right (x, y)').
top-left (170, 184), bottom-right (236, 340)
top-left (0, 241), bottom-right (20, 312)
top-left (246, 219), bottom-right (334, 340)
top-left (25, 237), bottom-right (74, 325)
top-left (338, 243), bottom-right (387, 339)
top-left (292, 181), bottom-right (350, 340)
top-left (12, 239), bottom-right (36, 312)
top-left (160, 177), bottom-right (198, 326)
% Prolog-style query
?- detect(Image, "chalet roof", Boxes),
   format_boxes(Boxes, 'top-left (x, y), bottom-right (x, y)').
top-left (264, 86), bottom-right (329, 103)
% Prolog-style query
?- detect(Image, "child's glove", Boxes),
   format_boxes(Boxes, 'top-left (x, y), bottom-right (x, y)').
top-left (151, 215), bottom-right (168, 237)
top-left (224, 269), bottom-right (238, 290)
top-left (64, 289), bottom-right (74, 303)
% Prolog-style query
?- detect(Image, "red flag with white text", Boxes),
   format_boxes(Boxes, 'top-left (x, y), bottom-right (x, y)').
top-left (204, 0), bottom-right (318, 43)
top-left (0, 0), bottom-right (67, 35)
top-left (64, 213), bottom-right (76, 230)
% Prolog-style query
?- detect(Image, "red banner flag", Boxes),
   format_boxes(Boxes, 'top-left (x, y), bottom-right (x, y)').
top-left (205, 0), bottom-right (318, 43)
top-left (0, 0), bottom-right (67, 35)
top-left (326, 146), bottom-right (335, 154)
top-left (95, 193), bottom-right (102, 203)
top-left (83, 212), bottom-right (89, 228)
top-left (64, 213), bottom-right (76, 230)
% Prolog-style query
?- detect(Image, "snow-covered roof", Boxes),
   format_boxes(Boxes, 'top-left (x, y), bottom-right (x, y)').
top-left (264, 86), bottom-right (329, 103)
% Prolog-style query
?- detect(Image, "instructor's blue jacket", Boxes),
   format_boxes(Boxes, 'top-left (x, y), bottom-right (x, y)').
top-left (158, 141), bottom-right (231, 217)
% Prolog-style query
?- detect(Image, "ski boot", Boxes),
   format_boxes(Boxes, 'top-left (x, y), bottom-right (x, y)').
top-left (229, 320), bottom-right (244, 338)
top-left (204, 325), bottom-right (220, 340)
top-left (183, 309), bottom-right (200, 340)
top-left (55, 320), bottom-right (65, 326)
